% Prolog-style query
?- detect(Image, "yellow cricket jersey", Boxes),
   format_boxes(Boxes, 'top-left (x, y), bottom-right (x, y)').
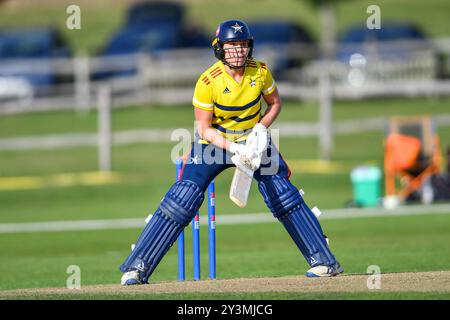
top-left (192, 59), bottom-right (277, 143)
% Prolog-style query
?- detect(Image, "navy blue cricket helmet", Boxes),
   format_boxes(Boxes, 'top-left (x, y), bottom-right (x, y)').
top-left (212, 20), bottom-right (254, 68)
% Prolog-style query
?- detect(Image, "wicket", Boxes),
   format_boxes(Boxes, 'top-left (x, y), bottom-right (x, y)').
top-left (176, 158), bottom-right (216, 281)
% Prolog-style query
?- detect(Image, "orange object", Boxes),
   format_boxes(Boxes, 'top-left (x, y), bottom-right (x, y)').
top-left (385, 133), bottom-right (422, 172)
top-left (384, 116), bottom-right (442, 201)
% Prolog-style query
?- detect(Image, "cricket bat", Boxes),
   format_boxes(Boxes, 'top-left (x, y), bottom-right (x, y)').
top-left (229, 154), bottom-right (254, 208)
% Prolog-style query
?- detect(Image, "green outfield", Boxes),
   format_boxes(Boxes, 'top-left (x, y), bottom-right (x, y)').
top-left (1, 97), bottom-right (450, 299)
top-left (1, 214), bottom-right (450, 299)
top-left (1, 98), bottom-right (449, 223)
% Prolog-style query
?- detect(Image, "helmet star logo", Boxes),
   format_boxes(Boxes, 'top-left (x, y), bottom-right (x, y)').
top-left (231, 23), bottom-right (243, 33)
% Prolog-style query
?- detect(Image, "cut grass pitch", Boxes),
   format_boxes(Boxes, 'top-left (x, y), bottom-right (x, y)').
top-left (2, 271), bottom-right (450, 300)
top-left (4, 291), bottom-right (450, 300)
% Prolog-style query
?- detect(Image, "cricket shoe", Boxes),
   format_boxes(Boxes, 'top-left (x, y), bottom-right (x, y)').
top-left (306, 263), bottom-right (344, 278)
top-left (121, 270), bottom-right (144, 285)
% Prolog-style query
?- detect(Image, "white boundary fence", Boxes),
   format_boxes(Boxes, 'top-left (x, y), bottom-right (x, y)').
top-left (3, 114), bottom-right (450, 152)
top-left (1, 109), bottom-right (450, 173)
top-left (1, 38), bottom-right (450, 164)
top-left (1, 38), bottom-right (450, 115)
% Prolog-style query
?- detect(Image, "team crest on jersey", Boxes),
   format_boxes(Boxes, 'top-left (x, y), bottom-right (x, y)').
top-left (249, 79), bottom-right (256, 87)
top-left (190, 155), bottom-right (200, 164)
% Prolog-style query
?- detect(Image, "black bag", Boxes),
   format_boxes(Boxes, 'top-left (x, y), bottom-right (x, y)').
top-left (431, 174), bottom-right (450, 201)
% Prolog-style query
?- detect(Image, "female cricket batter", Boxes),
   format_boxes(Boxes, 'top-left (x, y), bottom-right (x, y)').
top-left (120, 20), bottom-right (343, 285)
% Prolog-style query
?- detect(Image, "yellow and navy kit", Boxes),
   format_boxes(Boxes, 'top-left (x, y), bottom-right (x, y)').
top-left (192, 59), bottom-right (276, 143)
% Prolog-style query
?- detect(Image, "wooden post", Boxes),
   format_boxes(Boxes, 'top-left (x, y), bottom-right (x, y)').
top-left (318, 2), bottom-right (335, 160)
top-left (97, 85), bottom-right (112, 172)
top-left (74, 54), bottom-right (91, 113)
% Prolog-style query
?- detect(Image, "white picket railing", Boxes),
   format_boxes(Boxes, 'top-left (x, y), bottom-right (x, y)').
top-left (0, 38), bottom-right (449, 115)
